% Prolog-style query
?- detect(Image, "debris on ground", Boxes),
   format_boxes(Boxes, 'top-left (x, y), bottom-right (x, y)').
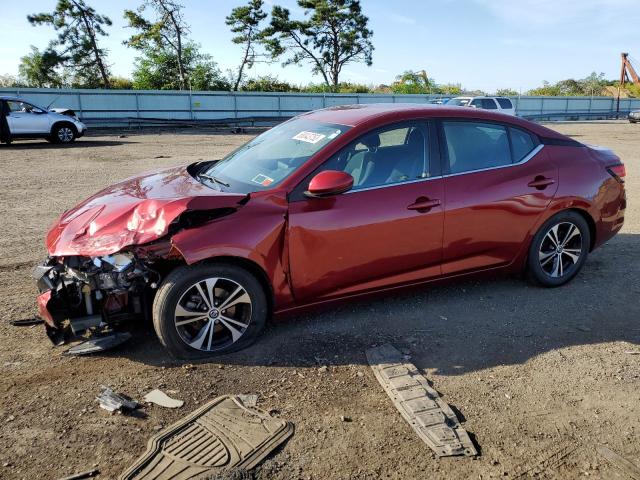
top-left (64, 332), bottom-right (132, 356)
top-left (9, 317), bottom-right (45, 327)
top-left (96, 386), bottom-right (139, 413)
top-left (57, 469), bottom-right (100, 480)
top-left (142, 389), bottom-right (184, 409)
top-left (366, 343), bottom-right (478, 457)
top-left (624, 350), bottom-right (640, 355)
top-left (597, 446), bottom-right (640, 479)
top-left (120, 395), bottom-right (294, 479)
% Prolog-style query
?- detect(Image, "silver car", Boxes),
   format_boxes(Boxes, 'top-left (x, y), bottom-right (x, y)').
top-left (0, 96), bottom-right (86, 144)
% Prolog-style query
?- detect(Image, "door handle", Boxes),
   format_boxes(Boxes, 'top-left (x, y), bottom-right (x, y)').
top-left (407, 197), bottom-right (441, 212)
top-left (528, 176), bottom-right (555, 190)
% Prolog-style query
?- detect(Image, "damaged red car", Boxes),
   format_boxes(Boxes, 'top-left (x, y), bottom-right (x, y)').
top-left (35, 104), bottom-right (626, 358)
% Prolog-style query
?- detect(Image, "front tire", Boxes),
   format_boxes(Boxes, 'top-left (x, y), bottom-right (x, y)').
top-left (51, 124), bottom-right (76, 144)
top-left (152, 263), bottom-right (268, 359)
top-left (527, 211), bottom-right (590, 287)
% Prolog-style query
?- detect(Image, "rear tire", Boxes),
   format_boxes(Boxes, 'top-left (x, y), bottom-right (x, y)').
top-left (51, 124), bottom-right (76, 144)
top-left (527, 211), bottom-right (590, 287)
top-left (152, 263), bottom-right (268, 359)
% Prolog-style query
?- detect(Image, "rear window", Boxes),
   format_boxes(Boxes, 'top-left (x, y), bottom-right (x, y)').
top-left (443, 121), bottom-right (511, 174)
top-left (510, 127), bottom-right (537, 161)
top-left (496, 98), bottom-right (513, 109)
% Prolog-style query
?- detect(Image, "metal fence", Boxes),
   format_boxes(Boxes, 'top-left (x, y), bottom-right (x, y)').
top-left (1, 87), bottom-right (639, 128)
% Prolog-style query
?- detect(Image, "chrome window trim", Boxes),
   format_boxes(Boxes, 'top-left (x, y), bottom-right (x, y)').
top-left (342, 144), bottom-right (544, 194)
top-left (344, 174), bottom-right (443, 194)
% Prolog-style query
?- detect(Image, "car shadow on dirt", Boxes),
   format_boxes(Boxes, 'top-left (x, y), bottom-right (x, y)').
top-left (108, 233), bottom-right (640, 375)
top-left (1, 139), bottom-right (137, 149)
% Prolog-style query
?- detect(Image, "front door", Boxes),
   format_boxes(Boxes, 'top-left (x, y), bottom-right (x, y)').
top-left (288, 120), bottom-right (445, 302)
top-left (440, 120), bottom-right (558, 275)
top-left (6, 100), bottom-right (50, 134)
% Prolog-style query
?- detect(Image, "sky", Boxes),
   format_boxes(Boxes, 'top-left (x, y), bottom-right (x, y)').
top-left (1, 0), bottom-right (639, 93)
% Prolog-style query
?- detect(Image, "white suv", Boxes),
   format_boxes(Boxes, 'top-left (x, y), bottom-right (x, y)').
top-left (446, 96), bottom-right (516, 116)
top-left (1, 96), bottom-right (87, 144)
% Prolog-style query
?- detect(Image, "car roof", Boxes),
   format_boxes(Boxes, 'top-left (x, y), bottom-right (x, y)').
top-left (300, 103), bottom-right (568, 140)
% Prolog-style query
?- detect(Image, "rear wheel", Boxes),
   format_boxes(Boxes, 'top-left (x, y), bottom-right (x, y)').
top-left (527, 211), bottom-right (590, 287)
top-left (152, 263), bottom-right (268, 359)
top-left (51, 124), bottom-right (76, 144)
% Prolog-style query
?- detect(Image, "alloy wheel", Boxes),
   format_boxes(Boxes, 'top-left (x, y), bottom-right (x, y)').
top-left (174, 277), bottom-right (252, 352)
top-left (538, 222), bottom-right (583, 278)
top-left (57, 127), bottom-right (74, 143)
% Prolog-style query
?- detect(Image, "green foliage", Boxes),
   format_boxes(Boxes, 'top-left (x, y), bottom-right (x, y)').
top-left (391, 70), bottom-right (436, 94)
top-left (109, 76), bottom-right (134, 90)
top-left (18, 46), bottom-right (64, 88)
top-left (495, 88), bottom-right (519, 96)
top-left (27, 0), bottom-right (112, 88)
top-left (528, 72), bottom-right (613, 96)
top-left (124, 0), bottom-right (191, 90)
top-left (241, 75), bottom-right (299, 92)
top-left (390, 71), bottom-right (462, 95)
top-left (263, 0), bottom-right (373, 89)
top-left (226, 0), bottom-right (268, 91)
top-left (132, 43), bottom-right (230, 91)
top-left (302, 82), bottom-right (371, 93)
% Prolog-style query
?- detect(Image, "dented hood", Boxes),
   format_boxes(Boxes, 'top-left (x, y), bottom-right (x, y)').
top-left (46, 165), bottom-right (247, 257)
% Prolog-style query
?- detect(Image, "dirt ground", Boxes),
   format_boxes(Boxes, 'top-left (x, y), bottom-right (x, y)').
top-left (0, 121), bottom-right (638, 480)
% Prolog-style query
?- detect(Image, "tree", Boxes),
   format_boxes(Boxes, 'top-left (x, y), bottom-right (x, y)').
top-left (495, 88), bottom-right (518, 96)
top-left (28, 0), bottom-right (112, 88)
top-left (391, 70), bottom-right (436, 94)
top-left (18, 46), bottom-right (64, 88)
top-left (0, 74), bottom-right (22, 88)
top-left (263, 0), bottom-right (373, 90)
top-left (124, 1), bottom-right (191, 90)
top-left (226, 0), bottom-right (268, 91)
top-left (132, 43), bottom-right (229, 91)
top-left (241, 75), bottom-right (298, 92)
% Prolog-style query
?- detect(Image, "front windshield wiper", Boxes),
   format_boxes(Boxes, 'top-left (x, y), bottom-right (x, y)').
top-left (198, 172), bottom-right (230, 189)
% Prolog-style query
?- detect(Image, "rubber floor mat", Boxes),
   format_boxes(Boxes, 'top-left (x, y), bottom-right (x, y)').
top-left (366, 343), bottom-right (478, 457)
top-left (120, 395), bottom-right (294, 480)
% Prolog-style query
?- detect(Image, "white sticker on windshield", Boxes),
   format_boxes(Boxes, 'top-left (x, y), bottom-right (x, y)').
top-left (292, 131), bottom-right (326, 144)
top-left (251, 174), bottom-right (275, 187)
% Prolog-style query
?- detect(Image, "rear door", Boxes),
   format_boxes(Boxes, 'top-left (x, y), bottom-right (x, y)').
top-left (6, 101), bottom-right (51, 134)
top-left (287, 120), bottom-right (445, 301)
top-left (440, 120), bottom-right (558, 275)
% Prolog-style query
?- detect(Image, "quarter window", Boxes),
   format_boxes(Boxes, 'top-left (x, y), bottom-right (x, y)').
top-left (443, 121), bottom-right (511, 174)
top-left (316, 122), bottom-right (430, 191)
top-left (510, 127), bottom-right (536, 162)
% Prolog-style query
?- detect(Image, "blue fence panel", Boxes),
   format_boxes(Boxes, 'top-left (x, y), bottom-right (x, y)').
top-left (1, 87), bottom-right (639, 127)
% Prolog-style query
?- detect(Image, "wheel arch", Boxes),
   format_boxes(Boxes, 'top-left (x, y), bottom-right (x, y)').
top-left (567, 207), bottom-right (597, 251)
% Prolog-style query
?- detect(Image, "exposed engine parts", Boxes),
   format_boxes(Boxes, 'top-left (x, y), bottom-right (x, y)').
top-left (34, 251), bottom-right (162, 347)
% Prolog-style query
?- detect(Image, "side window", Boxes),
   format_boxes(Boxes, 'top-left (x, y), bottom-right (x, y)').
top-left (469, 98), bottom-right (482, 108)
top-left (496, 98), bottom-right (513, 109)
top-left (481, 98), bottom-right (498, 109)
top-left (318, 122), bottom-right (430, 191)
top-left (7, 101), bottom-right (39, 113)
top-left (510, 127), bottom-right (536, 162)
top-left (443, 121), bottom-right (511, 174)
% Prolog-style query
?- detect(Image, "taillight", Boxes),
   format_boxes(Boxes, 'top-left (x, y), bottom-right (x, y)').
top-left (607, 164), bottom-right (626, 183)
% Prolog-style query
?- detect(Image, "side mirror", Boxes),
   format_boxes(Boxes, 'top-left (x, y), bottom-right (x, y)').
top-left (305, 170), bottom-right (354, 198)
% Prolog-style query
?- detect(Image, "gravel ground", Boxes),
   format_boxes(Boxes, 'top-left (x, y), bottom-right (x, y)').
top-left (0, 122), bottom-right (638, 480)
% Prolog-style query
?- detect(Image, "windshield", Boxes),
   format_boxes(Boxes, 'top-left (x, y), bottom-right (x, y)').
top-left (446, 98), bottom-right (471, 106)
top-left (201, 118), bottom-right (349, 193)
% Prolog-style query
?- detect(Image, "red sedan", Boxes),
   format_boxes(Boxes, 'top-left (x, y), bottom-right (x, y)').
top-left (35, 104), bottom-right (626, 358)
